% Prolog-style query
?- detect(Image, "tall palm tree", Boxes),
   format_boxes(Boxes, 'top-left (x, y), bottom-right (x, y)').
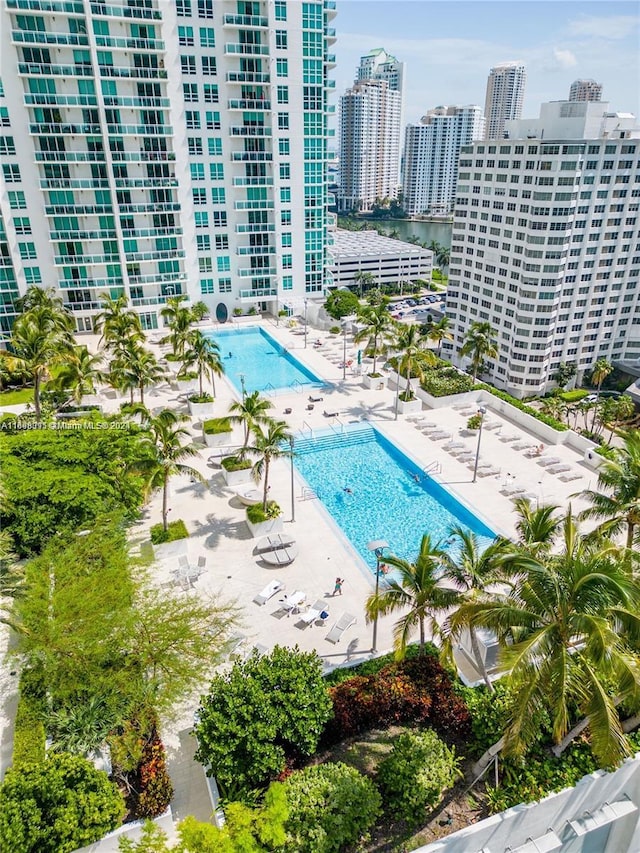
top-left (391, 323), bottom-right (436, 398)
top-left (540, 394), bottom-right (567, 425)
top-left (228, 391), bottom-right (273, 449)
top-left (428, 240), bottom-right (442, 256)
top-left (453, 513), bottom-right (640, 767)
top-left (52, 345), bottom-right (104, 407)
top-left (590, 358), bottom-right (613, 431)
top-left (427, 316), bottom-right (453, 357)
top-left (353, 271), bottom-right (376, 298)
top-left (440, 529), bottom-right (516, 690)
top-left (93, 293), bottom-right (141, 350)
top-left (246, 420), bottom-right (291, 511)
top-left (160, 295), bottom-right (193, 359)
top-left (182, 330), bottom-right (224, 397)
top-left (116, 342), bottom-right (164, 407)
top-left (578, 431), bottom-right (640, 549)
top-left (0, 307), bottom-right (74, 418)
top-left (459, 321), bottom-right (498, 382)
top-left (136, 408), bottom-right (204, 531)
top-left (435, 245), bottom-right (450, 274)
top-left (354, 305), bottom-right (395, 374)
top-left (512, 498), bottom-right (562, 555)
top-left (365, 534), bottom-right (455, 658)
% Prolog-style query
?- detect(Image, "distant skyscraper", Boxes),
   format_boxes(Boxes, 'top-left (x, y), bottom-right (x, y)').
top-left (338, 48), bottom-right (404, 213)
top-left (402, 106), bottom-right (484, 215)
top-left (569, 79), bottom-right (603, 102)
top-left (484, 62), bottom-right (526, 140)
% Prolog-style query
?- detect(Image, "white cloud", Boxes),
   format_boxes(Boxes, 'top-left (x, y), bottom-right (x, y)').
top-left (551, 48), bottom-right (578, 70)
top-left (568, 14), bottom-right (638, 40)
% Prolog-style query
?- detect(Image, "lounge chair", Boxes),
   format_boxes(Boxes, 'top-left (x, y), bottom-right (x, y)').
top-left (278, 590), bottom-right (306, 615)
top-left (484, 421), bottom-right (502, 431)
top-left (428, 430), bottom-right (450, 440)
top-left (457, 452), bottom-right (475, 463)
top-left (309, 395), bottom-right (324, 403)
top-left (253, 578), bottom-right (285, 606)
top-left (325, 612), bottom-right (356, 644)
top-left (499, 434), bottom-right (519, 443)
top-left (512, 441), bottom-right (533, 451)
top-left (559, 471), bottom-right (582, 482)
top-left (477, 466), bottom-right (501, 477)
top-left (299, 599), bottom-right (330, 626)
top-left (501, 484), bottom-right (525, 496)
top-left (255, 533), bottom-right (296, 553)
top-left (548, 463), bottom-right (571, 474)
top-left (419, 422), bottom-right (440, 432)
top-left (323, 410), bottom-right (339, 418)
top-left (260, 543), bottom-right (299, 566)
top-left (227, 632), bottom-right (247, 659)
top-left (537, 456), bottom-right (561, 467)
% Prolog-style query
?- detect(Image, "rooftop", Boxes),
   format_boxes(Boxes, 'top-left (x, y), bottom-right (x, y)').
top-left (332, 228), bottom-right (432, 259)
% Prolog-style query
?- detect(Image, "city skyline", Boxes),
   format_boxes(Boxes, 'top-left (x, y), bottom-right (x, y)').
top-left (333, 1), bottom-right (639, 125)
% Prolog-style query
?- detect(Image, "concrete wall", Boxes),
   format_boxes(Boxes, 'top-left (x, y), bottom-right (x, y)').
top-left (417, 754), bottom-right (640, 853)
top-left (75, 810), bottom-right (175, 852)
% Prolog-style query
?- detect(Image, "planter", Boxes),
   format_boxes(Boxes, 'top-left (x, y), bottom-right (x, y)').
top-left (245, 515), bottom-right (283, 539)
top-left (176, 377), bottom-right (198, 393)
top-left (152, 538), bottom-right (188, 560)
top-left (362, 373), bottom-right (385, 390)
top-left (397, 396), bottom-right (423, 415)
top-left (188, 398), bottom-right (215, 418)
top-left (221, 458), bottom-right (253, 486)
top-left (204, 429), bottom-right (233, 448)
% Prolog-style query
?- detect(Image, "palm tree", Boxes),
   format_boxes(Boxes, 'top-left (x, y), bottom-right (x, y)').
top-left (512, 498), bottom-right (562, 555)
top-left (136, 408), bottom-right (204, 531)
top-left (603, 396), bottom-right (636, 443)
top-left (93, 293), bottom-right (142, 350)
top-left (459, 321), bottom-right (498, 382)
top-left (160, 295), bottom-right (193, 359)
top-left (435, 245), bottom-right (450, 274)
top-left (365, 534), bottom-right (455, 658)
top-left (454, 513), bottom-right (640, 767)
top-left (354, 305), bottom-right (395, 374)
top-left (578, 431), bottom-right (640, 549)
top-left (228, 391), bottom-right (273, 449)
top-left (590, 358), bottom-right (613, 431)
top-left (52, 345), bottom-right (104, 408)
top-left (182, 330), bottom-right (224, 397)
top-left (116, 342), bottom-right (164, 407)
top-left (246, 420), bottom-right (292, 511)
top-left (428, 240), bottom-right (442, 256)
top-left (427, 316), bottom-right (453, 357)
top-left (391, 323), bottom-right (436, 398)
top-left (440, 529), bottom-right (516, 690)
top-left (540, 394), bottom-right (567, 424)
top-left (0, 307), bottom-right (74, 418)
top-left (353, 271), bottom-right (376, 298)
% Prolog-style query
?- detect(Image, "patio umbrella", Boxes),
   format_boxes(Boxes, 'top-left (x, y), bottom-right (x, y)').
top-left (357, 349), bottom-right (362, 365)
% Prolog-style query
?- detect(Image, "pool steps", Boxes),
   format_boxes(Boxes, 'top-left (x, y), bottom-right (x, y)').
top-left (291, 426), bottom-right (374, 455)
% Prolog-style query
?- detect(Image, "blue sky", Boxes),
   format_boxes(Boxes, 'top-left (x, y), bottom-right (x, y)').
top-left (332, 1), bottom-right (640, 125)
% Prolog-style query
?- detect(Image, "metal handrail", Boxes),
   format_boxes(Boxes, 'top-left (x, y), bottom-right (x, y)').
top-left (423, 460), bottom-right (442, 475)
top-left (300, 420), bottom-right (314, 438)
top-left (290, 379), bottom-right (304, 394)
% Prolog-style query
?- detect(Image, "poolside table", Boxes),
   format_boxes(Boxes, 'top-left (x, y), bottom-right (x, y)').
top-left (255, 533), bottom-right (297, 553)
top-left (260, 543), bottom-right (299, 566)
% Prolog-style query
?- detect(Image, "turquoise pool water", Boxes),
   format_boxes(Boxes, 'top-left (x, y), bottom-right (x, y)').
top-left (293, 425), bottom-right (496, 577)
top-left (207, 326), bottom-right (323, 394)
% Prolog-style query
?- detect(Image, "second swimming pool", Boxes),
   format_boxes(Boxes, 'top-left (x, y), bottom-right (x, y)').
top-left (206, 326), bottom-right (323, 394)
top-left (293, 424), bottom-right (496, 577)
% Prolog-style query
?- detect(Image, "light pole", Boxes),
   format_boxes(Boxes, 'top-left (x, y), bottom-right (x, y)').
top-left (289, 436), bottom-right (295, 522)
top-left (342, 320), bottom-right (348, 381)
top-left (304, 298), bottom-right (308, 349)
top-left (238, 373), bottom-right (246, 401)
top-left (367, 539), bottom-right (388, 653)
top-left (471, 405), bottom-right (487, 483)
top-left (394, 369), bottom-right (401, 420)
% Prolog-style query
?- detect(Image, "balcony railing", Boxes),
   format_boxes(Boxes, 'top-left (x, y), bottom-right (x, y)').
top-left (223, 13), bottom-right (268, 27)
top-left (235, 223), bottom-right (275, 233)
top-left (239, 287), bottom-right (278, 299)
top-left (225, 43), bottom-right (269, 56)
top-left (229, 125), bottom-right (271, 136)
top-left (237, 245), bottom-right (275, 255)
top-left (231, 152), bottom-right (272, 162)
top-left (234, 200), bottom-right (274, 210)
top-left (232, 177), bottom-right (273, 187)
top-left (238, 267), bottom-right (276, 278)
top-left (228, 99), bottom-right (271, 110)
top-left (226, 71), bottom-right (270, 84)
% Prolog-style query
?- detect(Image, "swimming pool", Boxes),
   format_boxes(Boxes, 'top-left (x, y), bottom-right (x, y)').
top-left (293, 424), bottom-right (496, 578)
top-left (207, 326), bottom-right (323, 394)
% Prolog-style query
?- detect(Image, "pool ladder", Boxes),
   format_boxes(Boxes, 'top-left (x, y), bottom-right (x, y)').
top-left (423, 460), bottom-right (442, 475)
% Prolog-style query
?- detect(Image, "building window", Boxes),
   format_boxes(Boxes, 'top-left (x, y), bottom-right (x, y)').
top-left (197, 0), bottom-right (213, 18)
top-left (211, 187), bottom-right (225, 204)
top-left (280, 163), bottom-right (290, 180)
top-left (218, 277), bottom-right (231, 292)
top-left (8, 191), bottom-right (26, 209)
top-left (0, 136), bottom-right (16, 155)
top-left (178, 26), bottom-right (194, 45)
top-left (277, 113), bottom-right (289, 130)
top-left (217, 256), bottom-right (230, 273)
top-left (275, 1), bottom-right (287, 21)
top-left (190, 163), bottom-right (205, 181)
top-left (2, 164), bottom-right (20, 183)
top-left (199, 27), bottom-right (215, 47)
top-left (277, 85), bottom-right (289, 105)
top-left (209, 163), bottom-right (224, 180)
top-left (279, 138), bottom-right (290, 156)
top-left (196, 234), bottom-right (210, 251)
top-left (282, 275), bottom-right (293, 290)
top-left (183, 83), bottom-right (198, 102)
top-left (282, 254), bottom-right (292, 269)
top-left (192, 188), bottom-right (207, 205)
top-left (281, 210), bottom-right (291, 225)
top-left (208, 138), bottom-right (222, 156)
top-left (202, 56), bottom-right (216, 76)
top-left (280, 187), bottom-right (291, 203)
top-left (206, 111), bottom-right (221, 130)
top-left (24, 266), bottom-right (42, 284)
top-left (186, 111), bottom-right (200, 129)
top-left (188, 137), bottom-right (202, 155)
top-left (215, 234), bottom-right (229, 250)
top-left (13, 217), bottom-right (31, 234)
top-left (275, 30), bottom-right (287, 49)
top-left (199, 257), bottom-right (213, 273)
top-left (200, 278), bottom-right (214, 294)
top-left (195, 211), bottom-right (209, 228)
top-left (276, 58), bottom-right (288, 77)
top-left (176, 0), bottom-right (191, 16)
top-left (212, 211), bottom-right (227, 227)
top-left (19, 243), bottom-right (36, 260)
top-left (180, 55), bottom-right (196, 75)
top-left (282, 233), bottom-right (292, 247)
top-left (203, 84), bottom-right (219, 103)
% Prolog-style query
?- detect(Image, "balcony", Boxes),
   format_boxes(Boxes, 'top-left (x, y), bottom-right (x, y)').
top-left (59, 277), bottom-right (123, 290)
top-left (128, 271), bottom-right (187, 285)
top-left (12, 30), bottom-right (89, 47)
top-left (8, 0), bottom-right (84, 11)
top-left (29, 122), bottom-right (101, 135)
top-left (54, 253), bottom-right (121, 266)
top-left (237, 245), bottom-right (275, 255)
top-left (37, 151), bottom-right (106, 163)
top-left (239, 287), bottom-right (278, 300)
top-left (228, 99), bottom-right (271, 110)
top-left (235, 223), bottom-right (275, 233)
top-left (49, 229), bottom-right (117, 241)
top-left (226, 71), bottom-right (270, 84)
top-left (65, 301), bottom-right (102, 312)
top-left (95, 35), bottom-right (165, 51)
top-left (18, 62), bottom-right (93, 76)
top-left (41, 178), bottom-right (110, 190)
top-left (230, 125), bottom-right (271, 136)
top-left (232, 177), bottom-right (273, 187)
top-left (223, 13), bottom-right (268, 27)
top-left (234, 200), bottom-right (274, 210)
top-left (99, 65), bottom-right (167, 80)
top-left (115, 177), bottom-right (178, 189)
top-left (118, 202), bottom-right (180, 214)
top-left (89, 2), bottom-right (162, 20)
top-left (225, 43), bottom-right (269, 56)
top-left (238, 267), bottom-right (276, 278)
top-left (25, 94), bottom-right (98, 107)
top-left (231, 152), bottom-right (272, 162)
top-left (106, 124), bottom-right (173, 136)
top-left (325, 53), bottom-right (336, 67)
top-left (325, 0), bottom-right (337, 17)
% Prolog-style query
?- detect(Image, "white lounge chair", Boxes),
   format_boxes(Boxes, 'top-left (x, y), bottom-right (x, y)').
top-left (253, 578), bottom-right (285, 606)
top-left (501, 484), bottom-right (526, 496)
top-left (537, 456), bottom-right (561, 467)
top-left (512, 442), bottom-right (534, 451)
top-left (420, 423), bottom-right (441, 432)
top-left (548, 463), bottom-right (571, 474)
top-left (457, 452), bottom-right (475, 463)
top-left (499, 434), bottom-right (519, 443)
top-left (559, 471), bottom-right (582, 482)
top-left (300, 600), bottom-right (330, 626)
top-left (484, 421), bottom-right (502, 431)
top-left (428, 430), bottom-right (450, 440)
top-left (279, 590), bottom-right (306, 616)
top-left (477, 466), bottom-right (501, 477)
top-left (325, 612), bottom-right (356, 644)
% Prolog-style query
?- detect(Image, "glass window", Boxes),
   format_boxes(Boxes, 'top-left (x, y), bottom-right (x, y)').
top-left (178, 26), bottom-right (194, 45)
top-left (280, 187), bottom-right (291, 202)
top-left (195, 211), bottom-right (209, 228)
top-left (180, 55), bottom-right (196, 75)
top-left (200, 278), bottom-right (214, 294)
top-left (275, 30), bottom-right (287, 49)
top-left (199, 27), bottom-right (215, 47)
top-left (276, 58), bottom-right (288, 78)
top-left (277, 85), bottom-right (289, 105)
top-left (208, 138), bottom-right (222, 156)
top-left (275, 1), bottom-right (287, 21)
top-left (278, 138), bottom-right (290, 156)
top-left (277, 113), bottom-right (289, 130)
top-left (217, 256), bottom-right (230, 272)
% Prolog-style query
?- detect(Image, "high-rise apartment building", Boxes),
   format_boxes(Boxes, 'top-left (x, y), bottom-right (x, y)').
top-left (569, 79), bottom-right (603, 102)
top-left (402, 106), bottom-right (484, 216)
top-left (0, 0), bottom-right (336, 337)
top-left (338, 48), bottom-right (403, 213)
top-left (445, 100), bottom-right (640, 398)
top-left (483, 62), bottom-right (526, 140)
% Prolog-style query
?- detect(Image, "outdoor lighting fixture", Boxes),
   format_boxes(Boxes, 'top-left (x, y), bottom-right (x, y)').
top-left (367, 539), bottom-right (389, 652)
top-left (304, 298), bottom-right (308, 349)
top-left (472, 405), bottom-right (487, 483)
top-left (289, 436), bottom-right (295, 523)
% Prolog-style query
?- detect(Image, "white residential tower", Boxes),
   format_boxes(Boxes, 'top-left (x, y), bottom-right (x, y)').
top-left (483, 62), bottom-right (526, 141)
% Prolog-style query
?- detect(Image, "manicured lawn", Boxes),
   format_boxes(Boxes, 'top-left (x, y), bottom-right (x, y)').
top-left (0, 387), bottom-right (32, 406)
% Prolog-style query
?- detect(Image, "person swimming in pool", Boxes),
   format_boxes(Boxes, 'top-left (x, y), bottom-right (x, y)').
top-left (343, 487), bottom-right (353, 495)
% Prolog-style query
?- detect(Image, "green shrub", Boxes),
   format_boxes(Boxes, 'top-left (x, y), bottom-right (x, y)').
top-left (246, 501), bottom-right (281, 523)
top-left (559, 389), bottom-right (589, 403)
top-left (367, 372), bottom-right (382, 378)
top-left (377, 730), bottom-right (460, 824)
top-left (0, 752), bottom-right (125, 853)
top-left (12, 693), bottom-right (46, 770)
top-left (420, 365), bottom-right (475, 397)
top-left (188, 392), bottom-right (214, 404)
top-left (324, 642), bottom-right (436, 686)
top-left (133, 731), bottom-right (174, 819)
top-left (596, 445), bottom-right (616, 459)
top-left (479, 385), bottom-right (568, 431)
top-left (176, 371), bottom-right (198, 382)
top-left (202, 417), bottom-right (232, 436)
top-left (467, 414), bottom-right (482, 430)
top-left (324, 289), bottom-right (360, 320)
top-left (221, 455), bottom-right (252, 472)
top-left (233, 308), bottom-right (243, 316)
top-left (150, 519), bottom-right (188, 545)
top-left (329, 326), bottom-right (341, 335)
top-left (282, 762), bottom-right (381, 853)
top-left (398, 390), bottom-right (415, 403)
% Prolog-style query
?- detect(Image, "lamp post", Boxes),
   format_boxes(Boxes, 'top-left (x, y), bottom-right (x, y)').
top-left (342, 320), bottom-right (348, 380)
top-left (238, 373), bottom-right (246, 401)
top-left (394, 368), bottom-right (401, 420)
top-left (289, 436), bottom-right (295, 522)
top-left (367, 538), bottom-right (388, 653)
top-left (471, 405), bottom-right (487, 483)
top-left (304, 298), bottom-right (308, 349)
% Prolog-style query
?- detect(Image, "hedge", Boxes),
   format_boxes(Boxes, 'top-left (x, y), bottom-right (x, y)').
top-left (12, 692), bottom-right (46, 770)
top-left (246, 501), bottom-right (281, 523)
top-left (202, 417), bottom-right (232, 436)
top-left (150, 519), bottom-right (188, 545)
top-left (480, 385), bottom-right (568, 431)
top-left (420, 365), bottom-right (475, 397)
top-left (221, 455), bottom-right (252, 472)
